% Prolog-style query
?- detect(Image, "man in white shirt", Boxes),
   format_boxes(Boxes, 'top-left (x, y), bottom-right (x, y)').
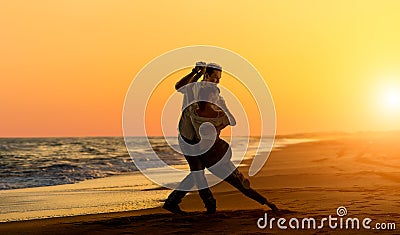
top-left (163, 62), bottom-right (223, 214)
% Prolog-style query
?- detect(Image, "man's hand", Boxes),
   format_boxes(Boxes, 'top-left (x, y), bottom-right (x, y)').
top-left (175, 61), bottom-right (206, 90)
top-left (194, 61), bottom-right (207, 74)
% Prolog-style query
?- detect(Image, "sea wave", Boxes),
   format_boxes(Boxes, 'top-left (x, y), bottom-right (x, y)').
top-left (0, 136), bottom-right (315, 190)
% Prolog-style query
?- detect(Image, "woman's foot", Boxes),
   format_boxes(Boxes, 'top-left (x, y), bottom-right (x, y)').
top-left (266, 202), bottom-right (279, 213)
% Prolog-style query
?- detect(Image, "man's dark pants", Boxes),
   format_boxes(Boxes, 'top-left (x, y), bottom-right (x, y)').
top-left (165, 136), bottom-right (215, 210)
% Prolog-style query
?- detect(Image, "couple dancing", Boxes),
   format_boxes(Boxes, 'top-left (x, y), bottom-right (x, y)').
top-left (163, 62), bottom-right (278, 214)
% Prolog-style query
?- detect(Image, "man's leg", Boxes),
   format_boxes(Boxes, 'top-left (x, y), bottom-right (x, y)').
top-left (164, 155), bottom-right (216, 214)
top-left (185, 155), bottom-right (216, 214)
top-left (183, 136), bottom-right (216, 213)
top-left (163, 173), bottom-right (194, 214)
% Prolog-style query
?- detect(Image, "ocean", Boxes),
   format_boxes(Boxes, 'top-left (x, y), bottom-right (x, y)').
top-left (0, 136), bottom-right (314, 190)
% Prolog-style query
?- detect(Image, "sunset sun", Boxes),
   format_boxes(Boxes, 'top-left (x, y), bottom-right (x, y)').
top-left (383, 89), bottom-right (400, 110)
top-left (381, 87), bottom-right (400, 113)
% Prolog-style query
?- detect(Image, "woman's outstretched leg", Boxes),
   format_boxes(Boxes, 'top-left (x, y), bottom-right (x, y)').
top-left (208, 160), bottom-right (278, 212)
top-left (224, 168), bottom-right (278, 212)
top-left (202, 139), bottom-right (278, 212)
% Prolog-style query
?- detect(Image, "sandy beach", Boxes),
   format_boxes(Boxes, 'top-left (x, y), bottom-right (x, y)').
top-left (1, 132), bottom-right (399, 234)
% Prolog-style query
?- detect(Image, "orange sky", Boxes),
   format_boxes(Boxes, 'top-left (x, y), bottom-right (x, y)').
top-left (1, 1), bottom-right (400, 137)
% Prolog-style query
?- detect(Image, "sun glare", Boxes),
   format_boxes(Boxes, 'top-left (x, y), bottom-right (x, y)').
top-left (381, 86), bottom-right (400, 113)
top-left (384, 90), bottom-right (399, 107)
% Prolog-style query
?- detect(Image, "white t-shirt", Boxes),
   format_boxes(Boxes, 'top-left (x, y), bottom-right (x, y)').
top-left (179, 82), bottom-right (220, 111)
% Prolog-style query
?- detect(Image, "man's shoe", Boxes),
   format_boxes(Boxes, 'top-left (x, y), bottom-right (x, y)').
top-left (205, 198), bottom-right (216, 214)
top-left (163, 201), bottom-right (187, 215)
top-left (205, 206), bottom-right (216, 214)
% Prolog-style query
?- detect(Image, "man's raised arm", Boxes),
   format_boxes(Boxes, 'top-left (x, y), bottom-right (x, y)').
top-left (175, 62), bottom-right (206, 90)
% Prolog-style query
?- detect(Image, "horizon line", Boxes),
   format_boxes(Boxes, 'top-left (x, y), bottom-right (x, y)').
top-left (1, 130), bottom-right (399, 139)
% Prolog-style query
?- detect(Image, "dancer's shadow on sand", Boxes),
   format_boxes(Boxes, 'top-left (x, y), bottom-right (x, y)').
top-left (69, 209), bottom-right (298, 235)
top-left (79, 209), bottom-right (297, 227)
